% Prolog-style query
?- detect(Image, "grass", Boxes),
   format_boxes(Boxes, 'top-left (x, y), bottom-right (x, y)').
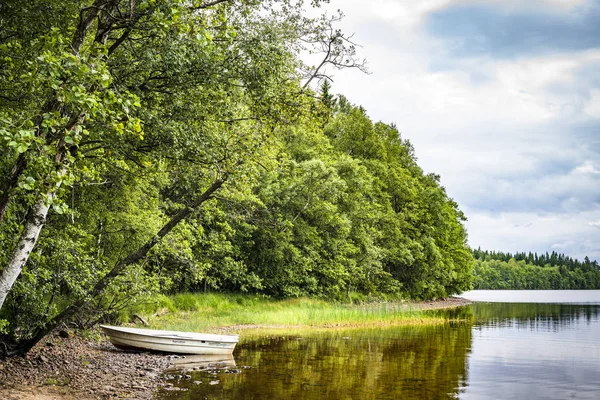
top-left (127, 293), bottom-right (455, 334)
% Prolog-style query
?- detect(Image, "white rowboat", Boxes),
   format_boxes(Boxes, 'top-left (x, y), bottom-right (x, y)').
top-left (100, 325), bottom-right (239, 355)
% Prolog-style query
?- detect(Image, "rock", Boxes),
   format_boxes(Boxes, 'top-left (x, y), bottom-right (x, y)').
top-left (1, 335), bottom-right (173, 400)
top-left (58, 330), bottom-right (70, 339)
top-left (164, 386), bottom-right (188, 391)
top-left (209, 380), bottom-right (220, 385)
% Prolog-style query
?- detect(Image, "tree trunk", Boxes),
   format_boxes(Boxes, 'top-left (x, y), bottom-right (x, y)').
top-left (0, 143), bottom-right (71, 312)
top-left (0, 192), bottom-right (53, 310)
top-left (1, 177), bottom-right (226, 357)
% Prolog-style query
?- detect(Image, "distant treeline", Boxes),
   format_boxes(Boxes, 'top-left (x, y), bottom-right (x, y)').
top-left (472, 249), bottom-right (600, 290)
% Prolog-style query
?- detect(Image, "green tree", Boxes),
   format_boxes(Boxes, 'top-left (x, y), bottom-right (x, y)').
top-left (0, 0), bottom-right (358, 356)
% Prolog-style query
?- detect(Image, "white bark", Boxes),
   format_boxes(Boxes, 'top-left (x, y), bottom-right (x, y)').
top-left (0, 193), bottom-right (53, 310)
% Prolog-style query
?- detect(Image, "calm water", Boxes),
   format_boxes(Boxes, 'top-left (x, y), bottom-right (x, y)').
top-left (461, 289), bottom-right (600, 304)
top-left (158, 291), bottom-right (600, 399)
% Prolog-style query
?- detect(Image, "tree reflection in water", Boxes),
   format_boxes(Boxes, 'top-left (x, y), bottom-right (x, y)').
top-left (157, 302), bottom-right (600, 400)
top-left (158, 324), bottom-right (472, 400)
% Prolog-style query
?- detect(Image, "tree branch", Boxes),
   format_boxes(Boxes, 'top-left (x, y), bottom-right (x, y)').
top-left (11, 175), bottom-right (228, 355)
top-left (193, 0), bottom-right (232, 10)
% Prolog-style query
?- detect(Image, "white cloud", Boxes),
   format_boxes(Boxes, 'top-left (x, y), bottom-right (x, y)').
top-left (583, 88), bottom-right (600, 117)
top-left (465, 210), bottom-right (600, 260)
top-left (551, 241), bottom-right (576, 249)
top-left (319, 0), bottom-right (600, 260)
top-left (574, 161), bottom-right (600, 175)
top-left (353, 0), bottom-right (449, 26)
top-left (331, 0), bottom-right (590, 27)
top-left (455, 0), bottom-right (589, 12)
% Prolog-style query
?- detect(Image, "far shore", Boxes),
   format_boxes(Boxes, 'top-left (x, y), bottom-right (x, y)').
top-left (0, 296), bottom-right (471, 400)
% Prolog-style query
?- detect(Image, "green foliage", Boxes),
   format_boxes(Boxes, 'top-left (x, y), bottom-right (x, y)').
top-left (203, 96), bottom-right (474, 300)
top-left (0, 319), bottom-right (8, 334)
top-left (0, 0), bottom-right (473, 351)
top-left (472, 250), bottom-right (600, 289)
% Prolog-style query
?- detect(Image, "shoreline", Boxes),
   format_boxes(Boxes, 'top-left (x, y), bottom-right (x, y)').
top-left (0, 334), bottom-right (173, 400)
top-left (0, 297), bottom-right (471, 399)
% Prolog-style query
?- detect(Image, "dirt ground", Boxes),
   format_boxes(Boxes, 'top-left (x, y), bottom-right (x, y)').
top-left (0, 296), bottom-right (471, 399)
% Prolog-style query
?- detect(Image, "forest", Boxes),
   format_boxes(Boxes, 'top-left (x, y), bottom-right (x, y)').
top-left (0, 0), bottom-right (472, 355)
top-left (472, 249), bottom-right (600, 290)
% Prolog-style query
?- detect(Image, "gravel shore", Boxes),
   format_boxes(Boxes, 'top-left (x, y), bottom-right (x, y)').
top-left (0, 296), bottom-right (471, 399)
top-left (0, 333), bottom-right (173, 399)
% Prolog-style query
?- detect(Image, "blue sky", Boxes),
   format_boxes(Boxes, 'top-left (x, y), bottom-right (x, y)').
top-left (319, 0), bottom-right (600, 260)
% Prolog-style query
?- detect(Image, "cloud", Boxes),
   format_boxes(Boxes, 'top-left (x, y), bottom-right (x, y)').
top-left (332, 0), bottom-right (590, 28)
top-left (425, 2), bottom-right (600, 59)
top-left (322, 0), bottom-right (600, 260)
top-left (465, 209), bottom-right (600, 260)
top-left (459, 0), bottom-right (589, 12)
top-left (552, 241), bottom-right (576, 250)
top-left (590, 220), bottom-right (600, 228)
top-left (574, 161), bottom-right (600, 175)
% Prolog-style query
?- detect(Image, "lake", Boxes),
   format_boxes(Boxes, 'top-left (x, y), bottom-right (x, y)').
top-left (157, 290), bottom-right (600, 399)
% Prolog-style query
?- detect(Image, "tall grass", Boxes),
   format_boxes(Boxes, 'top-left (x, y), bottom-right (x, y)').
top-left (127, 293), bottom-right (456, 333)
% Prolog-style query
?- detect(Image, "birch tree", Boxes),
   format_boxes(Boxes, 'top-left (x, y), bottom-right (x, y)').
top-left (0, 0), bottom-right (365, 355)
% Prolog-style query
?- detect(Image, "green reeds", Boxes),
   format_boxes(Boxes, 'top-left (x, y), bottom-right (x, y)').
top-left (127, 293), bottom-right (457, 334)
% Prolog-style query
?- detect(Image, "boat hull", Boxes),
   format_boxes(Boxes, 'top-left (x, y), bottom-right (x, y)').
top-left (100, 325), bottom-right (238, 355)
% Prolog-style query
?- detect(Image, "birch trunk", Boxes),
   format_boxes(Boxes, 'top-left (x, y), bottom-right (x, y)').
top-left (4, 177), bottom-right (226, 356)
top-left (0, 141), bottom-right (70, 312)
top-left (0, 192), bottom-right (53, 310)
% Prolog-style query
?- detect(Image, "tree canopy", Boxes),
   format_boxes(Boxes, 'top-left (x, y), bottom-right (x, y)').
top-left (472, 249), bottom-right (600, 290)
top-left (0, 0), bottom-right (473, 356)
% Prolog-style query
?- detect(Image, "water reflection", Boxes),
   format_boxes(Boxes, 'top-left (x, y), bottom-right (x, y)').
top-left (157, 296), bottom-right (600, 400)
top-left (463, 303), bottom-right (600, 400)
top-left (158, 325), bottom-right (472, 400)
top-left (166, 354), bottom-right (237, 373)
top-left (471, 302), bottom-right (600, 331)
top-left (462, 289), bottom-right (600, 304)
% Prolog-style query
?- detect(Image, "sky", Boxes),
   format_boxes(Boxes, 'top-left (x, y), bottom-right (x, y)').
top-left (316, 0), bottom-right (600, 261)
